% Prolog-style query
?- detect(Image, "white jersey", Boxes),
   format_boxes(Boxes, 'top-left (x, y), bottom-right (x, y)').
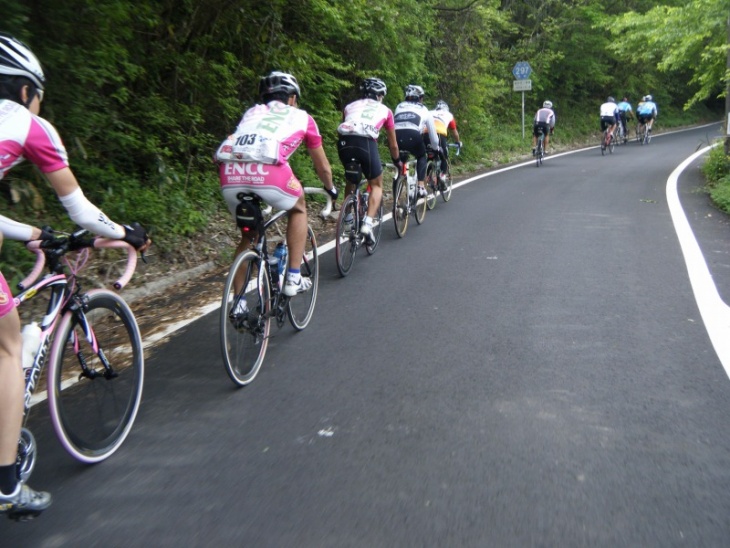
top-left (393, 101), bottom-right (439, 150)
top-left (337, 98), bottom-right (395, 140)
top-left (600, 102), bottom-right (619, 118)
top-left (534, 107), bottom-right (555, 126)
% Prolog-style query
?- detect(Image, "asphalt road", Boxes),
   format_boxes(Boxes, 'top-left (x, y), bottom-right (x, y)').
top-left (3, 123), bottom-right (730, 547)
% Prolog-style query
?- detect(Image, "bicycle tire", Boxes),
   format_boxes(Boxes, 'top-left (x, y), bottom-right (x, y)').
top-left (392, 176), bottom-right (409, 238)
top-left (365, 196), bottom-right (383, 255)
top-left (609, 133), bottom-right (615, 154)
top-left (440, 161), bottom-right (453, 202)
top-left (335, 193), bottom-right (358, 277)
top-left (425, 162), bottom-right (437, 210)
top-left (220, 250), bottom-right (271, 387)
top-left (47, 289), bottom-right (144, 463)
top-left (414, 184), bottom-right (427, 225)
top-left (601, 131), bottom-right (607, 156)
top-left (536, 136), bottom-right (543, 167)
top-left (287, 225), bottom-right (318, 330)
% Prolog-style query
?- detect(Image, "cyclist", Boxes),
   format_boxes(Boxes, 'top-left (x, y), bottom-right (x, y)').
top-left (636, 94), bottom-right (658, 134)
top-left (393, 85), bottom-right (440, 198)
top-left (216, 71), bottom-right (337, 298)
top-left (336, 77), bottom-right (401, 243)
top-left (0, 33), bottom-right (149, 518)
top-left (616, 97), bottom-right (634, 143)
top-left (430, 100), bottom-right (462, 186)
top-left (532, 100), bottom-right (556, 156)
top-left (599, 96), bottom-right (619, 149)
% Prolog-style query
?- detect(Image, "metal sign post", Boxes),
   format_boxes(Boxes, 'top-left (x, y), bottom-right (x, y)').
top-left (512, 62), bottom-right (532, 139)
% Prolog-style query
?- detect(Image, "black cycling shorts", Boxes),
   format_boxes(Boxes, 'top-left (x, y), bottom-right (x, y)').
top-left (533, 121), bottom-right (550, 138)
top-left (637, 113), bottom-right (654, 124)
top-left (396, 129), bottom-right (427, 181)
top-left (600, 115), bottom-right (616, 132)
top-left (337, 135), bottom-right (383, 185)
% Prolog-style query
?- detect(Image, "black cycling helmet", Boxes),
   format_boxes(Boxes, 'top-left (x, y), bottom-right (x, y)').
top-left (0, 33), bottom-right (45, 90)
top-left (607, 96), bottom-right (616, 103)
top-left (404, 84), bottom-right (425, 101)
top-left (361, 78), bottom-right (387, 98)
top-left (259, 71), bottom-right (301, 100)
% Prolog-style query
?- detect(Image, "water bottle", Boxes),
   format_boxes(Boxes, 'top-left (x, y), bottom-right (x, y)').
top-left (273, 242), bottom-right (287, 278)
top-left (21, 322), bottom-right (42, 370)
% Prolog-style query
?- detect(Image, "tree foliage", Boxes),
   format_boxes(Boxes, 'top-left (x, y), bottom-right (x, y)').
top-left (0, 0), bottom-right (725, 255)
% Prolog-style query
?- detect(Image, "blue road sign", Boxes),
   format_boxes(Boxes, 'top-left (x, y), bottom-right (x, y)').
top-left (512, 62), bottom-right (532, 80)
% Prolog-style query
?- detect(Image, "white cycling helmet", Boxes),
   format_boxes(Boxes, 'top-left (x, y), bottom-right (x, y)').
top-left (361, 77), bottom-right (387, 98)
top-left (645, 94), bottom-right (653, 101)
top-left (0, 33), bottom-right (45, 90)
top-left (543, 100), bottom-right (553, 108)
top-left (404, 84), bottom-right (425, 100)
top-left (435, 100), bottom-right (449, 111)
top-left (259, 71), bottom-right (301, 99)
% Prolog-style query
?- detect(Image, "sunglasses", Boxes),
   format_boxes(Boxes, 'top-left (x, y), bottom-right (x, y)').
top-left (35, 88), bottom-right (44, 103)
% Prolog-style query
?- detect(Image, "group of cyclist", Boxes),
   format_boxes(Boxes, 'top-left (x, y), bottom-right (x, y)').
top-left (0, 31), bottom-right (464, 518)
top-left (531, 93), bottom-right (658, 157)
top-left (599, 95), bottom-right (658, 148)
top-left (217, 74), bottom-right (462, 256)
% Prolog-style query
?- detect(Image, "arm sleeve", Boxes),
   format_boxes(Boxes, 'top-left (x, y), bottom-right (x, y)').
top-left (58, 188), bottom-right (125, 239)
top-left (0, 215), bottom-right (33, 241)
top-left (426, 116), bottom-right (440, 149)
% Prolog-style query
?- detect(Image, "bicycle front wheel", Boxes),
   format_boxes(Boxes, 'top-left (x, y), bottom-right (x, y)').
top-left (287, 225), bottom-right (318, 330)
top-left (392, 176), bottom-right (409, 238)
top-left (220, 250), bottom-right (271, 386)
top-left (440, 161), bottom-right (453, 202)
top-left (414, 186), bottom-right (427, 225)
top-left (47, 289), bottom-right (143, 463)
top-left (425, 163), bottom-right (437, 211)
top-left (365, 196), bottom-right (384, 255)
top-left (335, 194), bottom-right (358, 277)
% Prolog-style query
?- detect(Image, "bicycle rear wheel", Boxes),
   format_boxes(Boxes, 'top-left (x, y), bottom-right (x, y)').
top-left (608, 133), bottom-right (615, 154)
top-left (425, 162), bottom-right (437, 210)
top-left (536, 137), bottom-right (543, 167)
top-left (47, 289), bottom-right (143, 463)
top-left (365, 195), bottom-right (383, 255)
top-left (287, 225), bottom-right (318, 330)
top-left (220, 250), bottom-right (271, 386)
top-left (335, 193), bottom-right (358, 277)
top-left (601, 132), bottom-right (607, 155)
top-left (392, 176), bottom-right (409, 238)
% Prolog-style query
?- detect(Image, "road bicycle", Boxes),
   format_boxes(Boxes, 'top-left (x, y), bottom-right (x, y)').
top-left (601, 126), bottom-right (615, 155)
top-left (392, 152), bottom-right (426, 238)
top-left (638, 120), bottom-right (652, 145)
top-left (220, 188), bottom-right (332, 387)
top-left (425, 143), bottom-right (460, 206)
top-left (14, 230), bottom-right (143, 482)
top-left (535, 127), bottom-right (546, 167)
top-left (335, 171), bottom-right (385, 277)
top-left (614, 118), bottom-right (626, 145)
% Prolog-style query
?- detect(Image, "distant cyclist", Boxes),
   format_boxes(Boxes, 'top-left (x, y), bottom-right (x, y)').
top-left (337, 78), bottom-right (401, 243)
top-left (599, 96), bottom-right (619, 147)
top-left (216, 71), bottom-right (337, 298)
top-left (430, 100), bottom-right (462, 185)
top-left (532, 100), bottom-right (556, 156)
top-left (0, 33), bottom-right (149, 519)
top-left (393, 85), bottom-right (440, 198)
top-left (636, 94), bottom-right (658, 134)
top-left (616, 97), bottom-right (634, 143)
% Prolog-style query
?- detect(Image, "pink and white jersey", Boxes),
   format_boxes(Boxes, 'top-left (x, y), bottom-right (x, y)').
top-left (0, 99), bottom-right (69, 180)
top-left (216, 101), bottom-right (322, 166)
top-left (337, 98), bottom-right (395, 140)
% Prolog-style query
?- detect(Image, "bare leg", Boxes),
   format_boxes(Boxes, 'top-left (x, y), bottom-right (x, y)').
top-left (0, 309), bottom-right (24, 468)
top-left (366, 175), bottom-right (383, 218)
top-left (287, 195), bottom-right (308, 273)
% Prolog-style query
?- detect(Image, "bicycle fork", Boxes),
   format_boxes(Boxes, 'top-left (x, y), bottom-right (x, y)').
top-left (68, 298), bottom-right (117, 381)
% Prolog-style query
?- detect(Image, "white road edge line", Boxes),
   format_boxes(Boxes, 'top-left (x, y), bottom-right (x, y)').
top-left (666, 142), bottom-right (730, 377)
